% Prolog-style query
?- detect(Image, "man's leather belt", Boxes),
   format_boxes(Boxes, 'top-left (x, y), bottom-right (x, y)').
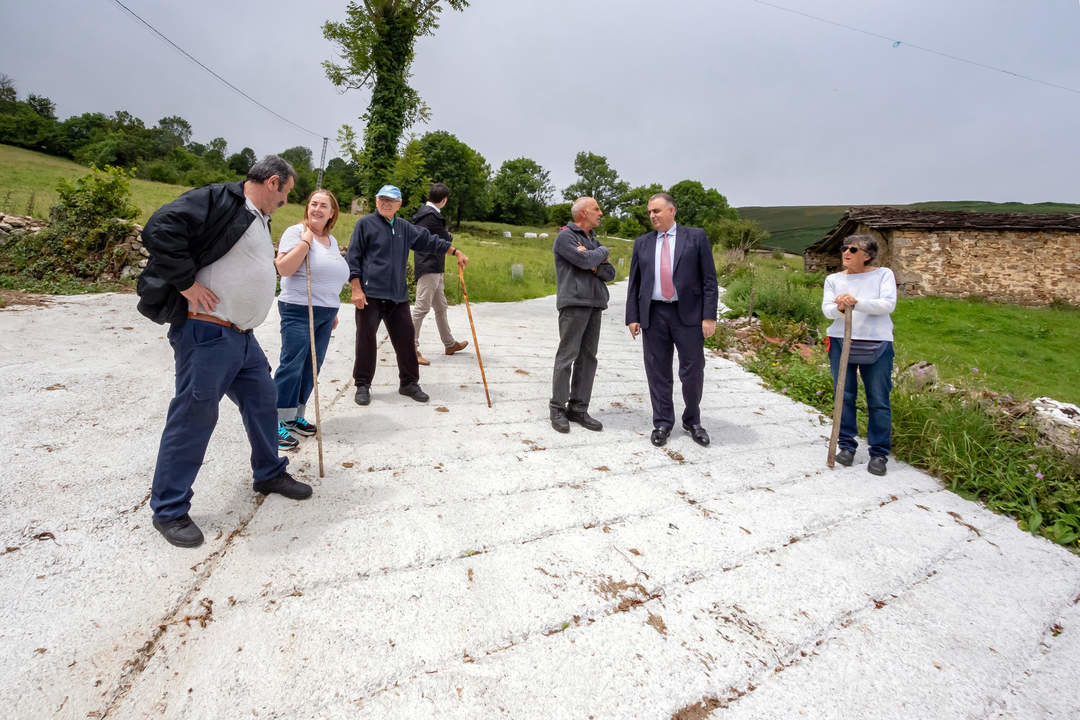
top-left (187, 312), bottom-right (250, 333)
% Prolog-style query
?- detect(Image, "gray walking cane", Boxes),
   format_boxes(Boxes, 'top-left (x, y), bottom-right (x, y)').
top-left (304, 255), bottom-right (325, 477)
top-left (827, 308), bottom-right (853, 468)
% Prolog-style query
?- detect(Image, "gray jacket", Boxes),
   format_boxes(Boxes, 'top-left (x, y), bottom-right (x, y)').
top-left (553, 222), bottom-right (616, 310)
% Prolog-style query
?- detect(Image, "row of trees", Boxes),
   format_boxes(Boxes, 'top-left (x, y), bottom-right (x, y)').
top-left (1, 72), bottom-right (765, 248)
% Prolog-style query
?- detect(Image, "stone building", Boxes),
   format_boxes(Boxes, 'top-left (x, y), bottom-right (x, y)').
top-left (804, 207), bottom-right (1080, 306)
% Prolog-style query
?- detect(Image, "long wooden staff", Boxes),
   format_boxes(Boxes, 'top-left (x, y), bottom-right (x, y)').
top-left (827, 308), bottom-right (853, 468)
top-left (457, 265), bottom-right (491, 408)
top-left (305, 255), bottom-right (325, 477)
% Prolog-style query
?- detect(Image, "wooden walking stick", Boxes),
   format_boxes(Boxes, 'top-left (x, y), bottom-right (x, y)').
top-left (457, 265), bottom-right (492, 408)
top-left (304, 255), bottom-right (325, 477)
top-left (827, 308), bottom-right (853, 468)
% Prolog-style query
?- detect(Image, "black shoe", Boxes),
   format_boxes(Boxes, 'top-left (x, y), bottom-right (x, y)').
top-left (835, 449), bottom-right (855, 467)
top-left (650, 427), bottom-right (671, 447)
top-left (868, 456), bottom-right (888, 476)
top-left (254, 471), bottom-right (313, 500)
top-left (354, 384), bottom-right (371, 406)
top-left (399, 383), bottom-right (429, 403)
top-left (153, 514), bottom-right (204, 548)
top-left (550, 407), bottom-right (570, 434)
top-left (682, 422), bottom-right (710, 447)
top-left (277, 421), bottom-right (299, 452)
top-left (284, 417), bottom-right (316, 437)
top-left (567, 410), bottom-right (603, 431)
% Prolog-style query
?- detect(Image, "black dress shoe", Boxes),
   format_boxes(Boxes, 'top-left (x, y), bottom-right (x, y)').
top-left (354, 384), bottom-right (371, 405)
top-left (399, 383), bottom-right (429, 403)
top-left (567, 410), bottom-right (603, 431)
top-left (153, 514), bottom-right (204, 548)
top-left (550, 407), bottom-right (570, 433)
top-left (650, 426), bottom-right (670, 447)
top-left (835, 449), bottom-right (855, 467)
top-left (254, 471), bottom-right (313, 500)
top-left (868, 456), bottom-right (888, 476)
top-left (682, 423), bottom-right (710, 447)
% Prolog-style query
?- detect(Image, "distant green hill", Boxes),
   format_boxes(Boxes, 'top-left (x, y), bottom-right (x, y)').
top-left (738, 200), bottom-right (1080, 254)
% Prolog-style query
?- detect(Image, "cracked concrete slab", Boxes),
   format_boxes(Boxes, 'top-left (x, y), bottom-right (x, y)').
top-left (2, 284), bottom-right (1078, 719)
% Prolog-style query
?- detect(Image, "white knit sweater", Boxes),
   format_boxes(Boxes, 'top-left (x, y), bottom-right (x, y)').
top-left (822, 267), bottom-right (897, 341)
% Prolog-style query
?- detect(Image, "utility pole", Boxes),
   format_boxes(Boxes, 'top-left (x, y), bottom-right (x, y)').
top-left (315, 136), bottom-right (328, 189)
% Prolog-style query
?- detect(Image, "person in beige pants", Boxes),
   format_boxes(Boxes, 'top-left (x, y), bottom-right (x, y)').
top-left (411, 182), bottom-right (468, 365)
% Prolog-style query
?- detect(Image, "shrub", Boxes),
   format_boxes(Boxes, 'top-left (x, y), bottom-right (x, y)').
top-left (723, 273), bottom-right (823, 326)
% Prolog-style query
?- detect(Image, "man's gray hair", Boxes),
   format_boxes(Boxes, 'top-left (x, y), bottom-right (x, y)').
top-left (571, 197), bottom-right (592, 220)
top-left (649, 192), bottom-right (676, 209)
top-left (846, 233), bottom-right (879, 264)
top-left (247, 155), bottom-right (297, 186)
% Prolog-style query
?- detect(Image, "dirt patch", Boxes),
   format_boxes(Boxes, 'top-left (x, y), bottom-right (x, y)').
top-left (646, 612), bottom-right (667, 635)
top-left (670, 698), bottom-right (723, 720)
top-left (0, 289), bottom-right (51, 310)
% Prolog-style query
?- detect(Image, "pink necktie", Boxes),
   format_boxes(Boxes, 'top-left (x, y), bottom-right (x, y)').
top-left (660, 232), bottom-right (674, 300)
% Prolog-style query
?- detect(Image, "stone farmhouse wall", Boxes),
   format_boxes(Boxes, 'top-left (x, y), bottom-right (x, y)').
top-left (889, 228), bottom-right (1079, 306)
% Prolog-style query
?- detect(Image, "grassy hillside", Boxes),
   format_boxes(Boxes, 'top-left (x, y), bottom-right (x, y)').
top-left (739, 200), bottom-right (1080, 254)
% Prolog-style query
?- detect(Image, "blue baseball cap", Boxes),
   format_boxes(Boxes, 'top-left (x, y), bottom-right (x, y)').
top-left (376, 185), bottom-right (402, 200)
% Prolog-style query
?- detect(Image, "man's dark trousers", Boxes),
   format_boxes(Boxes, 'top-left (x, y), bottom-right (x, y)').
top-left (642, 301), bottom-right (705, 429)
top-left (550, 306), bottom-right (602, 414)
top-left (353, 299), bottom-right (420, 387)
top-left (150, 319), bottom-right (287, 522)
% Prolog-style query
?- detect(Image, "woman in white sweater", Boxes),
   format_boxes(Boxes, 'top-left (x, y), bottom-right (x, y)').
top-left (273, 190), bottom-right (350, 450)
top-left (821, 234), bottom-right (897, 476)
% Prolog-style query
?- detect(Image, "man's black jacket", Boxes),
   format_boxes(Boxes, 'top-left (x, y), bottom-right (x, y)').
top-left (136, 181), bottom-right (257, 325)
top-left (411, 204), bottom-right (452, 279)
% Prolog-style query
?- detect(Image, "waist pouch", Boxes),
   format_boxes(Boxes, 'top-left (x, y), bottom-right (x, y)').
top-left (826, 337), bottom-right (889, 365)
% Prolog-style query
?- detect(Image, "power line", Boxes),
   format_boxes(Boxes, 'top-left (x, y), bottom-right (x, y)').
top-left (107, 0), bottom-right (328, 138)
top-left (743, 0), bottom-right (1080, 96)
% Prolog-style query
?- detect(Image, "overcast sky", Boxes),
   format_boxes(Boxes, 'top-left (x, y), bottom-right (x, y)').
top-left (1, 0), bottom-right (1077, 207)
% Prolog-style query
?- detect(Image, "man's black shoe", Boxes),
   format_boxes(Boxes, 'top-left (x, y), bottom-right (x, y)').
top-left (254, 471), bottom-right (313, 500)
top-left (835, 449), bottom-right (855, 467)
top-left (567, 410), bottom-right (603, 431)
top-left (550, 407), bottom-right (570, 434)
top-left (682, 422), bottom-right (710, 447)
top-left (650, 426), bottom-right (671, 447)
top-left (399, 383), bottom-right (429, 403)
top-left (153, 514), bottom-right (204, 548)
top-left (354, 384), bottom-right (371, 406)
top-left (868, 456), bottom-right (888, 476)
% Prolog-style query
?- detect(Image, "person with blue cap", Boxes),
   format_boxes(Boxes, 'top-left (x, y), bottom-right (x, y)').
top-left (346, 184), bottom-right (469, 405)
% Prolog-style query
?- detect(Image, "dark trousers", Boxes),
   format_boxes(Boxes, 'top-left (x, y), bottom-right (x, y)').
top-left (550, 306), bottom-right (602, 413)
top-left (353, 299), bottom-right (420, 388)
top-left (150, 319), bottom-right (287, 523)
top-left (828, 339), bottom-right (894, 458)
top-left (274, 301), bottom-right (337, 416)
top-left (642, 302), bottom-right (705, 429)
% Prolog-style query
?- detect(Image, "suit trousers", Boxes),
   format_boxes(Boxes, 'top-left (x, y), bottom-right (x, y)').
top-left (642, 302), bottom-right (705, 429)
top-left (150, 319), bottom-right (287, 522)
top-left (412, 273), bottom-right (456, 349)
top-left (353, 299), bottom-right (420, 388)
top-left (550, 306), bottom-right (602, 414)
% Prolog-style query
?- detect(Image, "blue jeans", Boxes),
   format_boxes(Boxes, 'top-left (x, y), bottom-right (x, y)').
top-left (274, 301), bottom-right (337, 417)
top-left (151, 319), bottom-right (287, 522)
top-left (828, 339), bottom-right (893, 458)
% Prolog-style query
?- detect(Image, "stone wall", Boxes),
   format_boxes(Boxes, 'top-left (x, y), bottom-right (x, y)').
top-left (0, 213), bottom-right (149, 280)
top-left (890, 228), bottom-right (1080, 306)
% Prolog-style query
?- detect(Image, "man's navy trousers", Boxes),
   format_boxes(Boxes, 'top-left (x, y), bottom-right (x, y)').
top-left (150, 318), bottom-right (287, 522)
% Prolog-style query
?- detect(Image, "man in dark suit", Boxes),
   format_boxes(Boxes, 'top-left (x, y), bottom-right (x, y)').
top-left (625, 192), bottom-right (718, 447)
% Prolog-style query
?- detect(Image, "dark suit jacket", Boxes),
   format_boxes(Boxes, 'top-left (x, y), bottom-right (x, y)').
top-left (625, 225), bottom-right (718, 329)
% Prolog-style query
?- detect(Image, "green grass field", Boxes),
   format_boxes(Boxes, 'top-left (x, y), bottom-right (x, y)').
top-left (738, 200), bottom-right (1080, 254)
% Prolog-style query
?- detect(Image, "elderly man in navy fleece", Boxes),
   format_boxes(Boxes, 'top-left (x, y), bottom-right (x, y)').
top-left (346, 185), bottom-right (469, 405)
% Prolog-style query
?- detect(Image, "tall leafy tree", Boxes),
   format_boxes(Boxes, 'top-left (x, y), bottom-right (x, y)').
top-left (417, 130), bottom-right (490, 227)
top-left (667, 179), bottom-right (737, 226)
top-left (322, 0), bottom-right (469, 200)
top-left (227, 147), bottom-right (257, 176)
top-left (563, 151), bottom-right (629, 214)
top-left (389, 137), bottom-right (430, 217)
top-left (489, 157), bottom-right (554, 226)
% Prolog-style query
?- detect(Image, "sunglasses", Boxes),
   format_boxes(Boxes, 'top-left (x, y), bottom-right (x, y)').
top-left (841, 245), bottom-right (864, 254)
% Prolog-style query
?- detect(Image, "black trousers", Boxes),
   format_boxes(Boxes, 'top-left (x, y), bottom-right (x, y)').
top-left (550, 306), bottom-right (602, 413)
top-left (353, 299), bottom-right (420, 388)
top-left (642, 302), bottom-right (705, 429)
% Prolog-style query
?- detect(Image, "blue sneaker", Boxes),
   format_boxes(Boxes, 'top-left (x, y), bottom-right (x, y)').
top-left (277, 421), bottom-right (299, 451)
top-left (284, 417), bottom-right (316, 437)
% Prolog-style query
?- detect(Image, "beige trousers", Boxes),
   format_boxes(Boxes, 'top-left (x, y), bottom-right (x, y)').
top-left (412, 273), bottom-right (456, 349)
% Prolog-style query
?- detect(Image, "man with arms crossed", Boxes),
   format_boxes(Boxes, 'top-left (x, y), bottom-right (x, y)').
top-left (625, 192), bottom-right (718, 447)
top-left (550, 196), bottom-right (615, 433)
top-left (137, 156), bottom-right (313, 548)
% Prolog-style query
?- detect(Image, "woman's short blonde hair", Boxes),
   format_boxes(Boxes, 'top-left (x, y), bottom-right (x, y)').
top-left (304, 189), bottom-right (340, 234)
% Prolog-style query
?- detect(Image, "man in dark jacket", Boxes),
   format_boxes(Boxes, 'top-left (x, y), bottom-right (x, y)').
top-left (137, 156), bottom-right (312, 549)
top-left (550, 197), bottom-right (616, 433)
top-left (347, 185), bottom-right (469, 405)
top-left (411, 182), bottom-right (468, 366)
